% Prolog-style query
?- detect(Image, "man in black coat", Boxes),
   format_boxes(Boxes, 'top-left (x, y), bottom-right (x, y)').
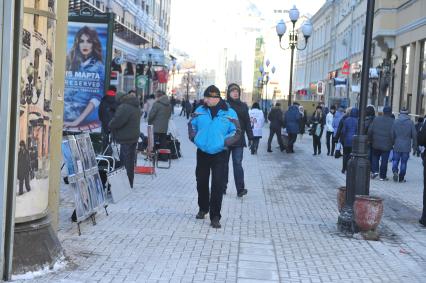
top-left (224, 83), bottom-right (254, 197)
top-left (98, 86), bottom-right (118, 155)
top-left (418, 117), bottom-right (426, 226)
top-left (267, 103), bottom-right (285, 152)
top-left (18, 140), bottom-right (31, 195)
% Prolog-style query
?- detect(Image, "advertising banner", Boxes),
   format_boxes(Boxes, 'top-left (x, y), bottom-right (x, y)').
top-left (64, 20), bottom-right (110, 131)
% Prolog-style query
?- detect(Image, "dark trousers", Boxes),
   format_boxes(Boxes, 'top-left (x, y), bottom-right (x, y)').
top-left (154, 133), bottom-right (167, 149)
top-left (250, 137), bottom-right (260, 154)
top-left (421, 153), bottom-right (426, 221)
top-left (326, 131), bottom-right (335, 155)
top-left (392, 151), bottom-right (410, 178)
top-left (268, 128), bottom-right (284, 150)
top-left (342, 146), bottom-right (352, 172)
top-left (313, 135), bottom-right (322, 154)
top-left (287, 133), bottom-right (297, 152)
top-left (224, 147), bottom-right (245, 192)
top-left (196, 149), bottom-right (227, 220)
top-left (371, 148), bottom-right (390, 179)
top-left (18, 175), bottom-right (31, 195)
top-left (120, 143), bottom-right (137, 188)
top-left (179, 106), bottom-right (185, 116)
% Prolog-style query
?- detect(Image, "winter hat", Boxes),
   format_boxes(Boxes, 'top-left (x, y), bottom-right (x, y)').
top-left (330, 105), bottom-right (336, 110)
top-left (383, 106), bottom-right (392, 114)
top-left (227, 83), bottom-right (241, 98)
top-left (106, 90), bottom-right (116, 96)
top-left (400, 107), bottom-right (409, 114)
top-left (204, 85), bottom-right (221, 98)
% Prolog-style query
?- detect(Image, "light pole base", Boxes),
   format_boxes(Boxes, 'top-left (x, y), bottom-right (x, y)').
top-left (337, 205), bottom-right (356, 234)
top-left (13, 215), bottom-right (63, 275)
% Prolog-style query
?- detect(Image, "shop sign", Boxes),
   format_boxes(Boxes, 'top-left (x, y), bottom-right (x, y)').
top-left (351, 62), bottom-right (361, 74)
top-left (110, 71), bottom-right (119, 86)
top-left (317, 81), bottom-right (325, 95)
top-left (334, 77), bottom-right (347, 88)
top-left (341, 60), bottom-right (350, 75)
top-left (328, 70), bottom-right (338, 80)
top-left (136, 75), bottom-right (148, 89)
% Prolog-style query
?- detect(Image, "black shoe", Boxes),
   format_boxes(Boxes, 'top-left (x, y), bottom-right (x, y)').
top-left (399, 175), bottom-right (405, 183)
top-left (71, 210), bottom-right (77, 222)
top-left (313, 153), bottom-right (317, 156)
top-left (318, 151), bottom-right (321, 155)
top-left (211, 217), bottom-right (221, 229)
top-left (419, 219), bottom-right (426, 227)
top-left (393, 172), bottom-right (398, 182)
top-left (371, 173), bottom-right (379, 179)
top-left (327, 152), bottom-right (330, 156)
top-left (237, 189), bottom-right (248, 197)
top-left (196, 210), bottom-right (208, 219)
top-left (267, 149), bottom-right (272, 153)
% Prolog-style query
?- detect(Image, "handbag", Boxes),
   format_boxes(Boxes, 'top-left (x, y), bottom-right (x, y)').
top-left (334, 142), bottom-right (342, 159)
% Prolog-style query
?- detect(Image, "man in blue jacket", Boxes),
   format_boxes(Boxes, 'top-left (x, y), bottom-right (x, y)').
top-left (188, 85), bottom-right (241, 228)
top-left (284, 104), bottom-right (301, 153)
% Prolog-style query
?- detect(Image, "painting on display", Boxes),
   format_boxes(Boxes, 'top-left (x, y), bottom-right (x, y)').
top-left (16, 10), bottom-right (56, 221)
top-left (72, 179), bottom-right (93, 221)
top-left (63, 21), bottom-right (109, 131)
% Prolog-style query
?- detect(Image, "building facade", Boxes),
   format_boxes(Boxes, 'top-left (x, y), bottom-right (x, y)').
top-left (294, 0), bottom-right (426, 115)
top-left (69, 0), bottom-right (172, 94)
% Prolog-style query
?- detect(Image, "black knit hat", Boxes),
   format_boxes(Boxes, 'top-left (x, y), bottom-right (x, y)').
top-left (204, 85), bottom-right (221, 98)
top-left (227, 83), bottom-right (241, 98)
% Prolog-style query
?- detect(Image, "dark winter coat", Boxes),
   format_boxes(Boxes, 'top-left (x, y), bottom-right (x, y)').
top-left (392, 114), bottom-right (417, 153)
top-left (109, 96), bottom-right (141, 144)
top-left (18, 147), bottom-right (31, 180)
top-left (341, 108), bottom-right (359, 147)
top-left (268, 107), bottom-right (284, 130)
top-left (310, 112), bottom-right (325, 137)
top-left (148, 95), bottom-right (172, 134)
top-left (367, 114), bottom-right (394, 151)
top-left (227, 94), bottom-right (253, 147)
top-left (284, 106), bottom-right (301, 134)
top-left (98, 96), bottom-right (118, 131)
top-left (299, 111), bottom-right (307, 134)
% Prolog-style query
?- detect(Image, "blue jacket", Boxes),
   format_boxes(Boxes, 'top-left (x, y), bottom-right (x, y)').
top-left (342, 108), bottom-right (359, 147)
top-left (188, 101), bottom-right (241, 154)
top-left (284, 105), bottom-right (301, 134)
top-left (332, 110), bottom-right (344, 137)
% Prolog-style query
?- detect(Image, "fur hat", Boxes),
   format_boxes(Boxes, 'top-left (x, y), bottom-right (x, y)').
top-left (204, 85), bottom-right (221, 98)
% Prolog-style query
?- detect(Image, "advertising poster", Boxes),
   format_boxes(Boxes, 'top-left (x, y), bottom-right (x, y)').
top-left (16, 11), bottom-right (56, 221)
top-left (63, 21), bottom-right (109, 131)
top-left (72, 179), bottom-right (93, 221)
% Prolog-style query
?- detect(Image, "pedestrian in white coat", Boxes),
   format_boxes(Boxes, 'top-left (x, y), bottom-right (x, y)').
top-left (248, 102), bottom-right (264, 154)
top-left (326, 105), bottom-right (336, 156)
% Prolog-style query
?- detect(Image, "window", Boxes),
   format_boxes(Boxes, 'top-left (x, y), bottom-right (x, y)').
top-left (400, 45), bottom-right (411, 110)
top-left (418, 41), bottom-right (426, 115)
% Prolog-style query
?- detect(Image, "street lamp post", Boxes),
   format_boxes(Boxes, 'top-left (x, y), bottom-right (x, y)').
top-left (185, 70), bottom-right (192, 102)
top-left (338, 0), bottom-right (376, 234)
top-left (276, 6), bottom-right (313, 107)
top-left (258, 61), bottom-right (276, 120)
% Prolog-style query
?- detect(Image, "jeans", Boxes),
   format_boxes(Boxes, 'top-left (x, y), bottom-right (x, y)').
top-left (224, 147), bottom-right (245, 192)
top-left (371, 148), bottom-right (390, 179)
top-left (313, 135), bottom-right (322, 154)
top-left (342, 147), bottom-right (352, 172)
top-left (250, 137), bottom-right (261, 154)
top-left (268, 128), bottom-right (284, 151)
top-left (326, 131), bottom-right (335, 155)
top-left (120, 143), bottom-right (137, 188)
top-left (392, 151), bottom-right (410, 178)
top-left (196, 149), bottom-right (227, 220)
top-left (287, 133), bottom-right (297, 152)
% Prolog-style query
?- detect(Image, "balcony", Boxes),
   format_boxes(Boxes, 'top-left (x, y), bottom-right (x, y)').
top-left (23, 29), bottom-right (31, 50)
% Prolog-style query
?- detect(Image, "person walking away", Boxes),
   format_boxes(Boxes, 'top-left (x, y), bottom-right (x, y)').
top-left (179, 98), bottom-right (186, 116)
top-left (298, 105), bottom-right (307, 140)
top-left (283, 104), bottom-right (301, 153)
top-left (109, 90), bottom-right (141, 188)
top-left (188, 85), bottom-right (241, 228)
top-left (332, 107), bottom-right (345, 157)
top-left (341, 108), bottom-right (359, 174)
top-left (325, 105), bottom-right (336, 156)
top-left (143, 94), bottom-right (155, 120)
top-left (365, 105), bottom-right (376, 170)
top-left (249, 102), bottom-right (264, 154)
top-left (170, 95), bottom-right (176, 115)
top-left (391, 107), bottom-right (417, 183)
top-left (224, 83), bottom-right (254, 197)
top-left (18, 140), bottom-right (31, 195)
top-left (267, 103), bottom-right (285, 152)
top-left (415, 117), bottom-right (424, 157)
top-left (368, 106), bottom-right (394, 181)
top-left (192, 99), bottom-right (198, 114)
top-left (98, 85), bottom-right (118, 155)
top-left (185, 99), bottom-right (192, 120)
top-left (148, 90), bottom-right (172, 159)
top-left (310, 106), bottom-right (325, 155)
top-left (417, 118), bottom-right (426, 226)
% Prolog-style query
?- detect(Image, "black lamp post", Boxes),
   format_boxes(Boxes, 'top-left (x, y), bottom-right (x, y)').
top-left (276, 5), bottom-right (313, 107)
top-left (185, 70), bottom-right (192, 102)
top-left (258, 60), bottom-right (276, 120)
top-left (338, 0), bottom-right (376, 233)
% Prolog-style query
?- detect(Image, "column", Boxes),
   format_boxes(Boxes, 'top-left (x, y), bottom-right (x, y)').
top-left (411, 40), bottom-right (421, 114)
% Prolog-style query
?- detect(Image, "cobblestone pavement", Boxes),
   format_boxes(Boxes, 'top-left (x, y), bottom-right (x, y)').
top-left (23, 113), bottom-right (426, 282)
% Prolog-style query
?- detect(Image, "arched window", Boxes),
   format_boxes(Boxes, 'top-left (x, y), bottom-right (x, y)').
top-left (34, 48), bottom-right (42, 81)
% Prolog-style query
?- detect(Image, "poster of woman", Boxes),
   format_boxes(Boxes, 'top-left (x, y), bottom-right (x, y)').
top-left (64, 22), bottom-right (108, 131)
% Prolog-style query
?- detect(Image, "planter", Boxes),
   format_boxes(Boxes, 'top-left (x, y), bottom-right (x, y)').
top-left (337, 186), bottom-right (346, 212)
top-left (354, 195), bottom-right (384, 232)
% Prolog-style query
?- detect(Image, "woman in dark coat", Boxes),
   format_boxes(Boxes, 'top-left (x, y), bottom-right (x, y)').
top-left (298, 105), bottom-right (307, 139)
top-left (18, 140), bottom-right (31, 195)
top-left (310, 106), bottom-right (325, 155)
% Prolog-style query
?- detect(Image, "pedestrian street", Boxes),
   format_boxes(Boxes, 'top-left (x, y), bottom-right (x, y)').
top-left (31, 114), bottom-right (426, 283)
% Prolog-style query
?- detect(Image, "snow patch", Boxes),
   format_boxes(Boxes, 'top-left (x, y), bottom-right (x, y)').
top-left (11, 256), bottom-right (67, 281)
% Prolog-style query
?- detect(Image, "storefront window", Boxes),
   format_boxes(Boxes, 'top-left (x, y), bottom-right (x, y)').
top-left (400, 45), bottom-right (410, 110)
top-left (419, 41), bottom-right (426, 116)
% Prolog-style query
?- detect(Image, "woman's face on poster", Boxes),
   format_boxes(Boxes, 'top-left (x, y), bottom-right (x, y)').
top-left (79, 33), bottom-right (93, 57)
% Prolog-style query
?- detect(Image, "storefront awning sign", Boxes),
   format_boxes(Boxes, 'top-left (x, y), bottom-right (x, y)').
top-left (334, 77), bottom-right (347, 88)
top-left (341, 60), bottom-right (350, 75)
top-left (317, 81), bottom-right (325, 95)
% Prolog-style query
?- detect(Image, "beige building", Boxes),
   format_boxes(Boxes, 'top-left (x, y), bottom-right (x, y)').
top-left (295, 0), bottom-right (426, 114)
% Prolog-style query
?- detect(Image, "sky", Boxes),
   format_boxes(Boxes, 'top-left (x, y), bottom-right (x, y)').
top-left (169, 0), bottom-right (326, 68)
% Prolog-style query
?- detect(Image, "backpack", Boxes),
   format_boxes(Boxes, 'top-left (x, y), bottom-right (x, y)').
top-left (418, 122), bottom-right (426, 147)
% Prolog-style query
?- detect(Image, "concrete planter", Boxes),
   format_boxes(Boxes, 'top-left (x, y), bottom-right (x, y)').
top-left (354, 195), bottom-right (384, 232)
top-left (337, 186), bottom-right (346, 212)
